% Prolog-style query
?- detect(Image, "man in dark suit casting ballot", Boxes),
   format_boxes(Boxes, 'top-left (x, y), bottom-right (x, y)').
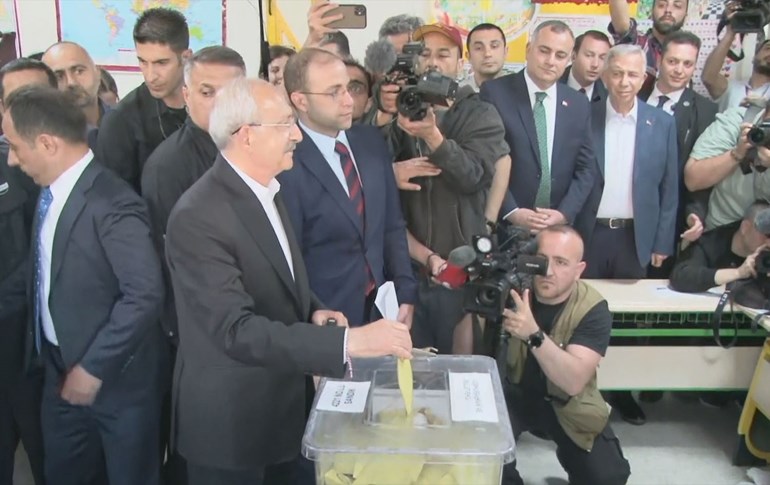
top-left (165, 77), bottom-right (413, 485)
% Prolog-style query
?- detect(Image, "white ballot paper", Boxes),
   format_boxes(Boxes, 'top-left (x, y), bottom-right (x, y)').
top-left (375, 281), bottom-right (399, 320)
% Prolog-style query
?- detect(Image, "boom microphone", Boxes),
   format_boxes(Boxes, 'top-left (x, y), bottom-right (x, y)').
top-left (435, 245), bottom-right (477, 289)
top-left (365, 38), bottom-right (397, 78)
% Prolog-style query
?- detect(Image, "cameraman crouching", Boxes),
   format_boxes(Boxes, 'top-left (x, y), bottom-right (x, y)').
top-left (500, 225), bottom-right (631, 485)
top-left (670, 200), bottom-right (770, 293)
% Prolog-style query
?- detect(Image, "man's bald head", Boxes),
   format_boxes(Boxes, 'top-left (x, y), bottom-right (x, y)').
top-left (41, 41), bottom-right (100, 110)
top-left (537, 225), bottom-right (585, 263)
top-left (533, 225), bottom-right (586, 304)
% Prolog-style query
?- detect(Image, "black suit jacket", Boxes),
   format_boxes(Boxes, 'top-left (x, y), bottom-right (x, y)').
top-left (0, 138), bottom-right (37, 388)
top-left (165, 155), bottom-right (346, 470)
top-left (25, 159), bottom-right (164, 386)
top-left (480, 71), bottom-right (598, 232)
top-left (559, 66), bottom-right (608, 104)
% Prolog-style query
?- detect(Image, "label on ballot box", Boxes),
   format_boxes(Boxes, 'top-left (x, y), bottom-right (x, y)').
top-left (315, 381), bottom-right (371, 413)
top-left (449, 372), bottom-right (499, 423)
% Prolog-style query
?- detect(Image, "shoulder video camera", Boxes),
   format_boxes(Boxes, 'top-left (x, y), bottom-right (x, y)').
top-left (379, 42), bottom-right (459, 122)
top-left (462, 229), bottom-right (549, 319)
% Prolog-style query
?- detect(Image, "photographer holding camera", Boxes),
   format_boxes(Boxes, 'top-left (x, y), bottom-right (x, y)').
top-left (375, 23), bottom-right (509, 354)
top-left (670, 200), bottom-right (770, 293)
top-left (499, 225), bottom-right (630, 485)
top-left (684, 97), bottom-right (770, 230)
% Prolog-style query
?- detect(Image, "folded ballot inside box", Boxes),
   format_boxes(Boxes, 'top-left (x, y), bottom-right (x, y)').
top-left (302, 355), bottom-right (515, 485)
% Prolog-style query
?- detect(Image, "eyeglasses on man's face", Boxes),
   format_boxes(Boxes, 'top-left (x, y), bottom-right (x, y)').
top-left (299, 85), bottom-right (354, 102)
top-left (231, 118), bottom-right (297, 135)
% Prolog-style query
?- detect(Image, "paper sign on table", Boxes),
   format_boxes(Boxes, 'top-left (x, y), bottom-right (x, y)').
top-left (316, 381), bottom-right (371, 413)
top-left (449, 372), bottom-right (498, 423)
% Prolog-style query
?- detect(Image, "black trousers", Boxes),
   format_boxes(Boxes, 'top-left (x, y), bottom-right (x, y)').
top-left (187, 455), bottom-right (315, 485)
top-left (0, 369), bottom-right (45, 485)
top-left (584, 225), bottom-right (646, 279)
top-left (41, 342), bottom-right (161, 485)
top-left (501, 384), bottom-right (631, 485)
top-left (411, 276), bottom-right (465, 354)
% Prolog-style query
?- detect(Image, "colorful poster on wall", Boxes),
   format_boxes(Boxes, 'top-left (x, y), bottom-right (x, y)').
top-left (431, 0), bottom-right (734, 96)
top-left (0, 0), bottom-right (20, 68)
top-left (55, 0), bottom-right (226, 71)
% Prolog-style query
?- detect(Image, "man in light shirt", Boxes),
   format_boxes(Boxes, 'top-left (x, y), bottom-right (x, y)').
top-left (587, 44), bottom-right (678, 425)
top-left (5, 85), bottom-right (165, 485)
top-left (702, 3), bottom-right (770, 112)
top-left (165, 78), bottom-right (413, 484)
top-left (463, 22), bottom-right (508, 92)
top-left (560, 30), bottom-right (610, 104)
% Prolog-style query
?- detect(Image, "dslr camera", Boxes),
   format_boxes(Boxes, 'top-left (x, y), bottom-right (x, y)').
top-left (462, 228), bottom-right (549, 320)
top-left (726, 0), bottom-right (770, 33)
top-left (380, 41), bottom-right (459, 122)
top-left (743, 120), bottom-right (770, 173)
top-left (755, 249), bottom-right (770, 273)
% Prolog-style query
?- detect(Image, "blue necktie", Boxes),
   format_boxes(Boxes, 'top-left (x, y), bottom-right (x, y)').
top-left (33, 187), bottom-right (53, 353)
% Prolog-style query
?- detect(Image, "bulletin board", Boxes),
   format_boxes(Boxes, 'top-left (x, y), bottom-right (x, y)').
top-left (267, 0), bottom-right (738, 96)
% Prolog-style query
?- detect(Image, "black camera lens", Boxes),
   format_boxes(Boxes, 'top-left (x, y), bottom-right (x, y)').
top-left (354, 6), bottom-right (365, 15)
top-left (477, 288), bottom-right (500, 307)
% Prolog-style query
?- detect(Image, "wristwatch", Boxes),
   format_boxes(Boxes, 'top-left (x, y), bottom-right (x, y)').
top-left (526, 329), bottom-right (545, 349)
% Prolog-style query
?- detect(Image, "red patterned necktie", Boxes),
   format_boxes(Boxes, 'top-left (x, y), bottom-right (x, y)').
top-left (334, 141), bottom-right (375, 296)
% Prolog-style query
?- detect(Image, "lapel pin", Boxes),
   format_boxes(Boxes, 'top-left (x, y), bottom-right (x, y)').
top-left (646, 119), bottom-right (653, 126)
top-left (682, 100), bottom-right (690, 107)
top-left (562, 100), bottom-right (568, 107)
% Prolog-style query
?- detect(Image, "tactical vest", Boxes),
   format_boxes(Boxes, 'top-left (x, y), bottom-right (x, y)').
top-left (507, 281), bottom-right (610, 451)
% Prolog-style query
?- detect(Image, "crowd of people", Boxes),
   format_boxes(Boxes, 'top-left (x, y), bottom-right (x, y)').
top-left (2, 0), bottom-right (770, 484)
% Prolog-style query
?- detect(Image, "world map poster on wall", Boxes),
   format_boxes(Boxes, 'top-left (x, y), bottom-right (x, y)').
top-left (55, 0), bottom-right (226, 70)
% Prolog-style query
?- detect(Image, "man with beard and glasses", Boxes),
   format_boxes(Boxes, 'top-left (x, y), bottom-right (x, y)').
top-left (42, 42), bottom-right (110, 151)
top-left (702, 3), bottom-right (770, 112)
top-left (608, 0), bottom-right (688, 91)
top-left (96, 8), bottom-right (191, 193)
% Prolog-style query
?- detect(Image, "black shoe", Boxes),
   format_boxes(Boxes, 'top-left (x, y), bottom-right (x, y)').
top-left (639, 391), bottom-right (664, 403)
top-left (612, 392), bottom-right (646, 425)
top-left (699, 392), bottom-right (730, 408)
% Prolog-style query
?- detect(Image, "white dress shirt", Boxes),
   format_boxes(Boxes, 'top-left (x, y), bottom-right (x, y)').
top-left (298, 120), bottom-right (361, 195)
top-left (224, 157), bottom-right (295, 280)
top-left (523, 69), bottom-right (558, 167)
top-left (647, 85), bottom-right (684, 116)
top-left (597, 100), bottom-right (637, 219)
top-left (39, 150), bottom-right (93, 345)
top-left (567, 68), bottom-right (594, 100)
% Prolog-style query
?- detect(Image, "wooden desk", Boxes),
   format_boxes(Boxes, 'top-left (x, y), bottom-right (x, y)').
top-left (584, 279), bottom-right (764, 391)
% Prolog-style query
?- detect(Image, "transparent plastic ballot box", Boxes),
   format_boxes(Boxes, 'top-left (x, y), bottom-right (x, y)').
top-left (302, 355), bottom-right (515, 485)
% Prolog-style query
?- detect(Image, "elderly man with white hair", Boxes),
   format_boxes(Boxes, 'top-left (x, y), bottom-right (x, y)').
top-left (165, 77), bottom-right (414, 485)
top-left (585, 43), bottom-right (679, 425)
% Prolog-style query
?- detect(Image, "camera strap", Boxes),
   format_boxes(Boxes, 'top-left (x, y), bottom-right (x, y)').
top-left (711, 286), bottom-right (740, 349)
top-left (711, 280), bottom-right (767, 348)
top-left (717, 16), bottom-right (752, 62)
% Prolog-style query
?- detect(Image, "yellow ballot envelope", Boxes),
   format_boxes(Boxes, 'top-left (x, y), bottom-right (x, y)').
top-left (304, 355), bottom-right (515, 485)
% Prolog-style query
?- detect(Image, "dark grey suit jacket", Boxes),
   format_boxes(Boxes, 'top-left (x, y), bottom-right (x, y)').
top-left (25, 159), bottom-right (164, 386)
top-left (166, 155), bottom-right (346, 471)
